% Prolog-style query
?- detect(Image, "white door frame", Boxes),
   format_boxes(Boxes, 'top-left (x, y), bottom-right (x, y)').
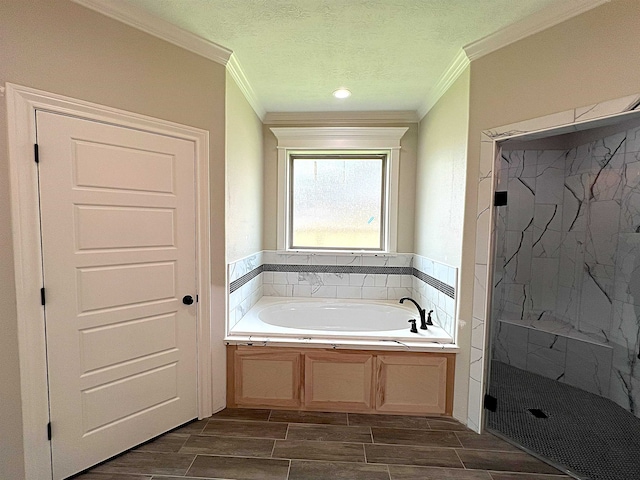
top-left (6, 83), bottom-right (213, 480)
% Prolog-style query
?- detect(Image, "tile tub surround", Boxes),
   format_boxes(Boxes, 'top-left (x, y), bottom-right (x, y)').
top-left (228, 251), bottom-right (458, 339)
top-left (75, 408), bottom-right (569, 480)
top-left (471, 94), bottom-right (640, 432)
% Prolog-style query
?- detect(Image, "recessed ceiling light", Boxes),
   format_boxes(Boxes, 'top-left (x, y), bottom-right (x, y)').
top-left (333, 88), bottom-right (351, 99)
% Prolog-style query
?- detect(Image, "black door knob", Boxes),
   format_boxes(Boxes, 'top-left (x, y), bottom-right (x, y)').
top-left (182, 295), bottom-right (194, 305)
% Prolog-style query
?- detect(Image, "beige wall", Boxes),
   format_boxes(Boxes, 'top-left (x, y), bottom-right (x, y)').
top-left (225, 72), bottom-right (264, 263)
top-left (0, 1), bottom-right (226, 477)
top-left (415, 69), bottom-right (469, 266)
top-left (461, 0), bottom-right (640, 328)
top-left (415, 68), bottom-right (470, 422)
top-left (262, 123), bottom-right (418, 253)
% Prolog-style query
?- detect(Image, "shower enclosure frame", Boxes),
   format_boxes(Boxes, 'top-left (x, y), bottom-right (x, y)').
top-left (468, 92), bottom-right (640, 434)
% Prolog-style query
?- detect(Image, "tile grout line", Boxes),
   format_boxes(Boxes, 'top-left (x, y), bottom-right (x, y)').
top-left (183, 452), bottom-right (199, 477)
top-left (453, 447), bottom-right (467, 470)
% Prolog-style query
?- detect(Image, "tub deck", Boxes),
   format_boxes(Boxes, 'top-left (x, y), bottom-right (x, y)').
top-left (226, 296), bottom-right (456, 352)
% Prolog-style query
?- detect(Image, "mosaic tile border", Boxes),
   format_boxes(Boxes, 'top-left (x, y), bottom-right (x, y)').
top-left (230, 263), bottom-right (455, 299)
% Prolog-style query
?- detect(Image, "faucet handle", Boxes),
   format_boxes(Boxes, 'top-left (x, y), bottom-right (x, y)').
top-left (426, 310), bottom-right (433, 326)
top-left (408, 319), bottom-right (418, 334)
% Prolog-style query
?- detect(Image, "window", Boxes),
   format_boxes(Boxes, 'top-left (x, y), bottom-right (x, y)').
top-left (271, 127), bottom-right (408, 252)
top-left (290, 153), bottom-right (386, 250)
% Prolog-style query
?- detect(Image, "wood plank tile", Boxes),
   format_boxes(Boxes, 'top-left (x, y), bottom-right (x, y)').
top-left (365, 444), bottom-right (463, 468)
top-left (455, 432), bottom-right (520, 452)
top-left (74, 474), bottom-right (152, 480)
top-left (202, 419), bottom-right (288, 439)
top-left (389, 465), bottom-right (493, 480)
top-left (427, 419), bottom-right (469, 431)
top-left (92, 451), bottom-right (196, 476)
top-left (273, 440), bottom-right (365, 462)
top-left (288, 460), bottom-right (390, 480)
top-left (179, 434), bottom-right (275, 457)
top-left (287, 424), bottom-right (372, 443)
top-left (134, 433), bottom-right (189, 453)
top-left (211, 407), bottom-right (272, 421)
top-left (372, 427), bottom-right (462, 447)
top-left (348, 413), bottom-right (431, 429)
top-left (456, 450), bottom-right (563, 474)
top-left (269, 410), bottom-right (348, 425)
top-left (170, 419), bottom-right (208, 435)
top-left (186, 455), bottom-right (289, 480)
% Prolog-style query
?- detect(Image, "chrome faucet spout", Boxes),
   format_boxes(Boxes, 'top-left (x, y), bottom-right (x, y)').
top-left (399, 297), bottom-right (428, 330)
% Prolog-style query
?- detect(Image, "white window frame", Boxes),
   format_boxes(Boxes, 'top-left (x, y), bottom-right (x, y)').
top-left (271, 127), bottom-right (408, 253)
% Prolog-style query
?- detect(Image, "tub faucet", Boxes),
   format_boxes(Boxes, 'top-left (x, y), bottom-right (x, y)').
top-left (400, 297), bottom-right (428, 330)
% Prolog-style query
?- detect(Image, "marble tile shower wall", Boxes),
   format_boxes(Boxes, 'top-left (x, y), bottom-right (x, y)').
top-left (227, 251), bottom-right (458, 340)
top-left (492, 124), bottom-right (640, 418)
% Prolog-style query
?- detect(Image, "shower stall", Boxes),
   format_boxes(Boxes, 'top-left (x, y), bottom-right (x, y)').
top-left (486, 114), bottom-right (640, 480)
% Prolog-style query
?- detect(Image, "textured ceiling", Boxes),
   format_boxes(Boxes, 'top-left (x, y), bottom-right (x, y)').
top-left (123, 0), bottom-right (569, 113)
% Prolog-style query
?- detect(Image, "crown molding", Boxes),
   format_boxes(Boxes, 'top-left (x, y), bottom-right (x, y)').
top-left (72, 0), bottom-right (232, 65)
top-left (464, 0), bottom-right (610, 61)
top-left (264, 111), bottom-right (419, 126)
top-left (227, 54), bottom-right (266, 120)
top-left (417, 49), bottom-right (470, 121)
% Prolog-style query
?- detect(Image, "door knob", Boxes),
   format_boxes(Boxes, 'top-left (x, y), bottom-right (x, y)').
top-left (182, 295), bottom-right (194, 305)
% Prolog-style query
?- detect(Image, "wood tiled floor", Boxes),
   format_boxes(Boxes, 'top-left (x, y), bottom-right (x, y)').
top-left (73, 409), bottom-right (572, 480)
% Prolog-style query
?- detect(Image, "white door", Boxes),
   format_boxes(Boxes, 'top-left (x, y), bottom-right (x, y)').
top-left (36, 111), bottom-right (198, 479)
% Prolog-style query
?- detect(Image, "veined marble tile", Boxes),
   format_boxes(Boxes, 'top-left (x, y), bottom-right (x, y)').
top-left (620, 157), bottom-right (640, 233)
top-left (558, 231), bottom-right (585, 289)
top-left (565, 146), bottom-right (592, 175)
top-left (362, 286), bottom-right (388, 300)
top-left (574, 94), bottom-right (640, 122)
top-left (492, 321), bottom-right (528, 369)
top-left (336, 286), bottom-right (362, 299)
top-left (526, 330), bottom-right (567, 380)
top-left (507, 177), bottom-right (535, 232)
top-left (564, 338), bottom-right (612, 396)
top-left (387, 287), bottom-right (412, 301)
top-left (535, 161), bottom-right (565, 205)
top-left (310, 285), bottom-right (337, 298)
top-left (503, 231), bottom-right (532, 284)
top-left (578, 266), bottom-right (613, 341)
top-left (614, 233), bottom-right (640, 306)
top-left (610, 301), bottom-right (640, 360)
top-left (501, 284), bottom-right (533, 318)
top-left (562, 174), bottom-right (588, 232)
top-left (532, 204), bottom-right (562, 258)
top-left (472, 264), bottom-right (488, 321)
top-left (320, 272), bottom-right (350, 286)
top-left (485, 110), bottom-right (575, 139)
top-left (507, 150), bottom-right (538, 179)
top-left (388, 254), bottom-right (413, 267)
top-left (471, 318), bottom-right (485, 350)
top-left (310, 254), bottom-right (337, 266)
top-left (584, 200), bottom-right (620, 267)
top-left (555, 286), bottom-right (580, 325)
top-left (530, 258), bottom-right (559, 311)
top-left (293, 285), bottom-right (312, 297)
top-left (335, 254), bottom-right (362, 266)
top-left (626, 125), bottom-right (640, 154)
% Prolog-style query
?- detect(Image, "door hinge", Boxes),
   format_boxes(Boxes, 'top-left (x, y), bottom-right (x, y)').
top-left (41, 287), bottom-right (46, 306)
top-left (47, 422), bottom-right (52, 441)
top-left (34, 143), bottom-right (40, 164)
top-left (494, 191), bottom-right (507, 207)
top-left (196, 294), bottom-right (199, 303)
top-left (484, 394), bottom-right (497, 412)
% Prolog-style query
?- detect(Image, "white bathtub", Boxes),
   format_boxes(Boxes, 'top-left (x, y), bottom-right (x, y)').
top-left (227, 297), bottom-right (455, 349)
